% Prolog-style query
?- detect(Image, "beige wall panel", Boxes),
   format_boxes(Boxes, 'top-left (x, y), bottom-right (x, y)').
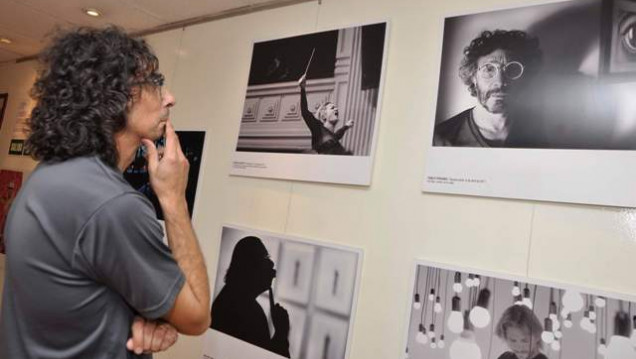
top-left (528, 203), bottom-right (636, 296)
top-left (144, 28), bottom-right (185, 90)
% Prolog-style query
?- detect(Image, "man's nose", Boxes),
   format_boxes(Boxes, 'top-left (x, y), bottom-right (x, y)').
top-left (162, 88), bottom-right (176, 107)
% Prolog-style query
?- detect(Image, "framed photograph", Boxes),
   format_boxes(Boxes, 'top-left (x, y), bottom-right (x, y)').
top-left (231, 22), bottom-right (388, 185)
top-left (123, 130), bottom-right (205, 219)
top-left (423, 0), bottom-right (636, 206)
top-left (404, 260), bottom-right (636, 359)
top-left (0, 93), bottom-right (7, 131)
top-left (8, 140), bottom-right (24, 155)
top-left (0, 170), bottom-right (22, 254)
top-left (203, 225), bottom-right (362, 359)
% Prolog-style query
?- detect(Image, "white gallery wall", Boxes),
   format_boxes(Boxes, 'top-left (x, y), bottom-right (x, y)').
top-left (0, 0), bottom-right (635, 358)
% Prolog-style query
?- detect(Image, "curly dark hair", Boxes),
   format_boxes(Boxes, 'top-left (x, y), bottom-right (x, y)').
top-left (26, 26), bottom-right (160, 168)
top-left (459, 30), bottom-right (542, 97)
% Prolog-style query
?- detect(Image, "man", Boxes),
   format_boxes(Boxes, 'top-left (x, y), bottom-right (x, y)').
top-left (0, 27), bottom-right (210, 358)
top-left (210, 236), bottom-right (290, 357)
top-left (434, 30), bottom-right (542, 147)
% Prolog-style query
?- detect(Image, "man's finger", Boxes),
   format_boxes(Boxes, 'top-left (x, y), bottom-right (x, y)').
top-left (150, 323), bottom-right (166, 352)
top-left (163, 121), bottom-right (178, 157)
top-left (141, 139), bottom-right (158, 171)
top-left (130, 316), bottom-right (145, 354)
top-left (143, 318), bottom-right (156, 353)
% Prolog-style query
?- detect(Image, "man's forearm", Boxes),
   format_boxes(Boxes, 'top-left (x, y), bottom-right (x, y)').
top-left (162, 198), bottom-right (211, 333)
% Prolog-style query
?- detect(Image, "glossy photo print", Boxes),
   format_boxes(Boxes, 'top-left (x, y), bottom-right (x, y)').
top-left (231, 22), bottom-right (388, 185)
top-left (404, 261), bottom-right (636, 359)
top-left (124, 131), bottom-right (205, 220)
top-left (423, 0), bottom-right (636, 207)
top-left (201, 226), bottom-right (362, 359)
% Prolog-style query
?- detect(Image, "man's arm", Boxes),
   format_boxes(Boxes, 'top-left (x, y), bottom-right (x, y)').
top-left (142, 121), bottom-right (210, 335)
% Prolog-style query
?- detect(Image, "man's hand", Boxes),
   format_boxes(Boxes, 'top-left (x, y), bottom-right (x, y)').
top-left (298, 74), bottom-right (307, 89)
top-left (142, 121), bottom-right (189, 210)
top-left (345, 119), bottom-right (354, 128)
top-left (127, 316), bottom-right (178, 355)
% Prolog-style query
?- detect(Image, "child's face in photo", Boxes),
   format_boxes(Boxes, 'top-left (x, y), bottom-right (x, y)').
top-left (505, 326), bottom-right (538, 359)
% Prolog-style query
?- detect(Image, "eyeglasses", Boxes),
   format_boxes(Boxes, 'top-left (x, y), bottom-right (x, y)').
top-left (132, 72), bottom-right (165, 88)
top-left (477, 61), bottom-right (524, 81)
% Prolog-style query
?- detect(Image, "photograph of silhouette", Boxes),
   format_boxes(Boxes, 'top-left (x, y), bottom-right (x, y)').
top-left (123, 131), bottom-right (205, 220)
top-left (405, 261), bottom-right (636, 359)
top-left (231, 22), bottom-right (388, 185)
top-left (203, 226), bottom-right (362, 359)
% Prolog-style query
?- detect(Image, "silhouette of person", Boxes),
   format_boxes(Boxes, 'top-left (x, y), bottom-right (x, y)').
top-left (210, 236), bottom-right (290, 357)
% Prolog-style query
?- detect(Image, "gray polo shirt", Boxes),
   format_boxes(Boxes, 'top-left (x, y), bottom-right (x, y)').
top-left (0, 156), bottom-right (185, 358)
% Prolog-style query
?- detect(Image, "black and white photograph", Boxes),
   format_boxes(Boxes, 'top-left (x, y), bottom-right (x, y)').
top-left (404, 260), bottom-right (636, 359)
top-left (423, 0), bottom-right (636, 206)
top-left (202, 225), bottom-right (362, 359)
top-left (123, 130), bottom-right (205, 220)
top-left (231, 22), bottom-right (388, 185)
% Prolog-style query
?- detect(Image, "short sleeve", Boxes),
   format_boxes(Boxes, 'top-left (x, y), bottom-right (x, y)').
top-left (73, 192), bottom-right (185, 319)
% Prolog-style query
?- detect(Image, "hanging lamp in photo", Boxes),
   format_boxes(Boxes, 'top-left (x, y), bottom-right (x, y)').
top-left (448, 295), bottom-right (464, 334)
top-left (542, 318), bottom-right (555, 344)
top-left (453, 272), bottom-right (463, 293)
top-left (562, 290), bottom-right (584, 313)
top-left (469, 288), bottom-right (491, 328)
top-left (522, 286), bottom-right (533, 309)
top-left (606, 311), bottom-right (636, 359)
top-left (449, 311), bottom-right (482, 359)
top-left (416, 324), bottom-right (428, 345)
top-left (511, 281), bottom-right (521, 297)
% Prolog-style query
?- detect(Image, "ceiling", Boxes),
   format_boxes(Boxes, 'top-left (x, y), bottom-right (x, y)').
top-left (0, 0), bottom-right (308, 64)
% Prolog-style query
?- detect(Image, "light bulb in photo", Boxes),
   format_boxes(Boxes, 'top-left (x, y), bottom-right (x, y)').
top-left (465, 274), bottom-right (475, 288)
top-left (449, 330), bottom-right (482, 359)
top-left (416, 324), bottom-right (428, 345)
top-left (448, 296), bottom-right (464, 334)
top-left (474, 275), bottom-right (481, 287)
top-left (434, 296), bottom-right (443, 313)
top-left (430, 338), bottom-right (437, 349)
top-left (438, 335), bottom-right (446, 349)
top-left (561, 307), bottom-right (570, 319)
top-left (606, 335), bottom-right (636, 359)
top-left (564, 313), bottom-right (573, 329)
top-left (413, 293), bottom-right (421, 310)
top-left (469, 289), bottom-right (492, 328)
top-left (512, 282), bottom-right (521, 297)
top-left (595, 296), bottom-right (607, 308)
top-left (630, 316), bottom-right (636, 346)
top-left (551, 340), bottom-right (561, 351)
top-left (598, 338), bottom-right (607, 356)
top-left (453, 272), bottom-right (463, 293)
top-left (589, 306), bottom-right (597, 321)
top-left (429, 289), bottom-right (435, 302)
top-left (562, 290), bottom-right (584, 312)
top-left (428, 324), bottom-right (436, 339)
top-left (554, 330), bottom-right (563, 339)
top-left (542, 318), bottom-right (555, 344)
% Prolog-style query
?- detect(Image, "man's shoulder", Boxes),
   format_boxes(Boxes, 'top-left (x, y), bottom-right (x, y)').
top-left (433, 108), bottom-right (473, 146)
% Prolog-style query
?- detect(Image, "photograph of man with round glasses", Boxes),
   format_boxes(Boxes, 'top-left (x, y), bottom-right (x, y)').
top-left (433, 30), bottom-right (542, 148)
